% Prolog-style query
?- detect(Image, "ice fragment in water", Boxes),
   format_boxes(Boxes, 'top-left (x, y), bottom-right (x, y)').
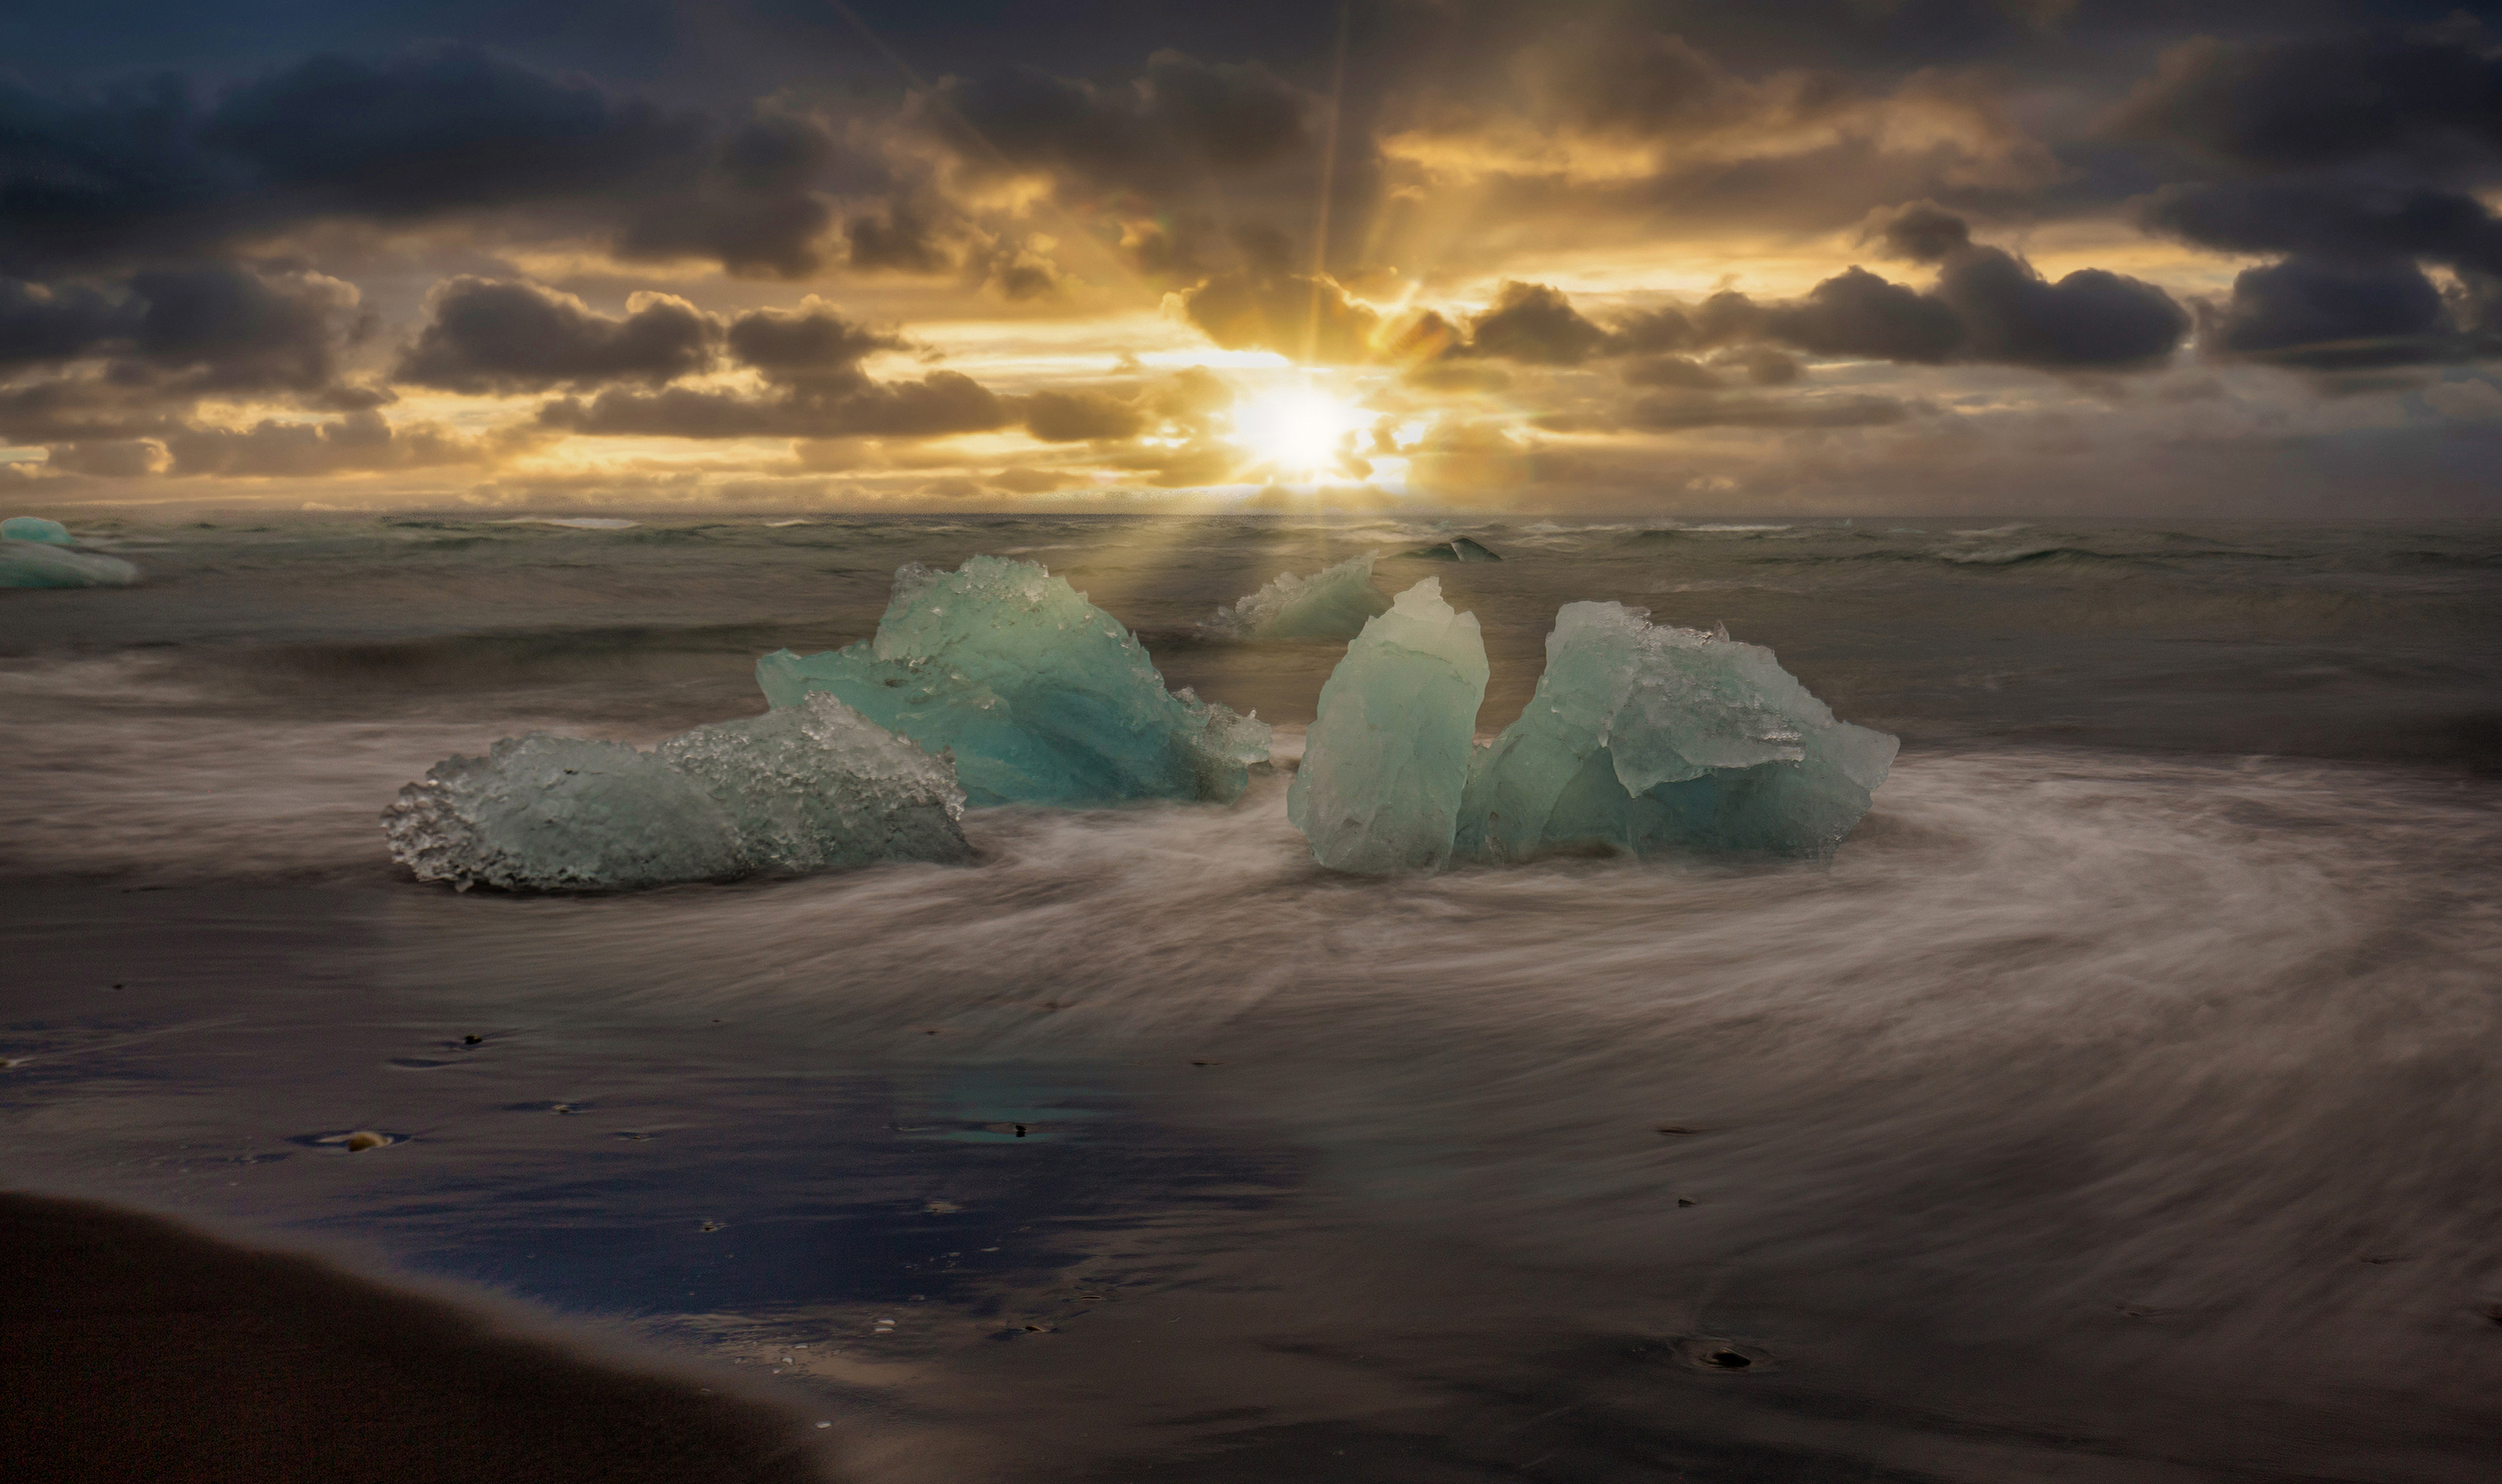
top-left (382, 692), bottom-right (970, 891)
top-left (1288, 578), bottom-right (1489, 873)
top-left (1206, 552), bottom-right (1390, 640)
top-left (2, 516), bottom-right (73, 544)
top-left (756, 555), bottom-right (1270, 807)
top-left (1400, 536), bottom-right (1501, 562)
top-left (1455, 602), bottom-right (1895, 860)
top-left (3, 516), bottom-right (137, 587)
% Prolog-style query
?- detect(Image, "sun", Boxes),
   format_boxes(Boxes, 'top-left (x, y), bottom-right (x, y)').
top-left (1231, 385), bottom-right (1369, 482)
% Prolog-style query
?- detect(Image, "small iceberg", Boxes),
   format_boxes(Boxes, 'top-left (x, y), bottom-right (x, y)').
top-left (2, 516), bottom-right (138, 588)
top-left (1400, 537), bottom-right (1501, 563)
top-left (1207, 553), bottom-right (1390, 641)
top-left (1287, 578), bottom-right (1488, 874)
top-left (1289, 599), bottom-right (1896, 872)
top-left (1457, 603), bottom-right (1896, 861)
top-left (757, 556), bottom-right (1272, 808)
top-left (382, 692), bottom-right (970, 892)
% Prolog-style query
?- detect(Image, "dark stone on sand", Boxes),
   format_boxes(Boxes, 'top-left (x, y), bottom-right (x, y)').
top-left (1399, 537), bottom-right (1501, 563)
top-left (0, 1192), bottom-right (828, 1483)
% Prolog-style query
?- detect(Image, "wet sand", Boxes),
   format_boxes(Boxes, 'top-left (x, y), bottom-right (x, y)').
top-left (0, 1192), bottom-right (835, 1484)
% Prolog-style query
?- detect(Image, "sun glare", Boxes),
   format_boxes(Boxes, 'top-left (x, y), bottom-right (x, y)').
top-left (1231, 385), bottom-right (1368, 482)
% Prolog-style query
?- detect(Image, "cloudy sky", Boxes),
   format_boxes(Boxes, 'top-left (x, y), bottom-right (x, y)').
top-left (5, 0), bottom-right (2501, 515)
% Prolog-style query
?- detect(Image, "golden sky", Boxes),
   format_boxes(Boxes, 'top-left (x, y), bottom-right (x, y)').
top-left (4, 1), bottom-right (2500, 515)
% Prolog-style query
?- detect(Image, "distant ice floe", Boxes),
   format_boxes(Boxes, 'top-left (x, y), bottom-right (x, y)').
top-left (488, 516), bottom-right (641, 530)
top-left (2, 515), bottom-right (139, 588)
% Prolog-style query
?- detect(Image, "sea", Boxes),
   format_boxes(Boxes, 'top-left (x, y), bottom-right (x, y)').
top-left (5, 512), bottom-right (2500, 1481)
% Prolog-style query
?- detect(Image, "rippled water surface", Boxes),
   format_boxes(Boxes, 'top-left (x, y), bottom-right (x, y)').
top-left (5, 514), bottom-right (2500, 1480)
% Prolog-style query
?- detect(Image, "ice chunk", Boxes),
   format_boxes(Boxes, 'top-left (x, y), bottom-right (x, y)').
top-left (1, 539), bottom-right (138, 588)
top-left (2, 516), bottom-right (73, 544)
top-left (1456, 602), bottom-right (1896, 861)
top-left (757, 555), bottom-right (1271, 808)
top-left (1207, 552), bottom-right (1389, 640)
top-left (382, 692), bottom-right (970, 891)
top-left (1400, 537), bottom-right (1501, 562)
top-left (1288, 577), bottom-right (1490, 873)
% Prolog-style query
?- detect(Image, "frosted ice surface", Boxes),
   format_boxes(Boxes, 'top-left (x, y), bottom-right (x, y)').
top-left (1456, 601), bottom-right (1896, 861)
top-left (756, 555), bottom-right (1271, 808)
top-left (1288, 578), bottom-right (1490, 873)
top-left (2, 516), bottom-right (73, 544)
top-left (383, 692), bottom-right (970, 891)
top-left (1208, 553), bottom-right (1390, 640)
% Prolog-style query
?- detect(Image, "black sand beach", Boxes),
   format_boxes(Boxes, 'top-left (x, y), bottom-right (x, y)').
top-left (0, 1192), bottom-right (832, 1484)
top-left (6, 516), bottom-right (2501, 1481)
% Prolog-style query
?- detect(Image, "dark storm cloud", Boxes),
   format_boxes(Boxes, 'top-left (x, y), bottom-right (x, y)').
top-left (613, 106), bottom-right (902, 279)
top-left (395, 279), bottom-right (718, 393)
top-left (1615, 214), bottom-right (2188, 371)
top-left (1530, 29), bottom-right (1856, 145)
top-left (987, 246), bottom-right (1069, 301)
top-left (2112, 30), bottom-right (2502, 176)
top-left (539, 370), bottom-right (1007, 440)
top-left (1608, 306), bottom-right (1703, 356)
top-left (125, 264), bottom-right (378, 394)
top-left (842, 206), bottom-right (961, 274)
top-left (1933, 249), bottom-right (2189, 368)
top-left (1741, 268), bottom-right (1965, 364)
top-left (399, 282), bottom-right (979, 434)
top-left (2100, 21), bottom-right (2502, 372)
top-left (617, 193), bottom-right (840, 281)
top-left (1020, 388), bottom-right (1146, 442)
top-left (931, 50), bottom-right (1311, 193)
top-left (0, 376), bottom-right (178, 443)
top-left (1372, 18), bottom-right (2067, 248)
top-left (725, 300), bottom-right (906, 388)
top-left (40, 438), bottom-right (167, 477)
top-left (0, 264), bottom-right (374, 446)
top-left (203, 48), bottom-right (699, 217)
top-left (1620, 355), bottom-right (1722, 390)
top-left (0, 280), bottom-right (140, 369)
top-left (1631, 391), bottom-right (1918, 430)
top-left (1861, 199), bottom-right (1974, 263)
top-left (1461, 282), bottom-right (1611, 366)
top-left (1715, 345), bottom-right (1805, 386)
top-left (155, 409), bottom-right (491, 477)
top-left (0, 46), bottom-right (908, 283)
top-left (2208, 256), bottom-right (2462, 368)
top-left (2142, 181), bottom-right (2502, 278)
top-left (0, 48), bottom-right (701, 274)
top-left (1178, 272), bottom-right (1381, 363)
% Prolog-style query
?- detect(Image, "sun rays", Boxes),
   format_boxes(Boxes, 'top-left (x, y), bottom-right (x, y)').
top-left (1229, 382), bottom-right (1373, 482)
